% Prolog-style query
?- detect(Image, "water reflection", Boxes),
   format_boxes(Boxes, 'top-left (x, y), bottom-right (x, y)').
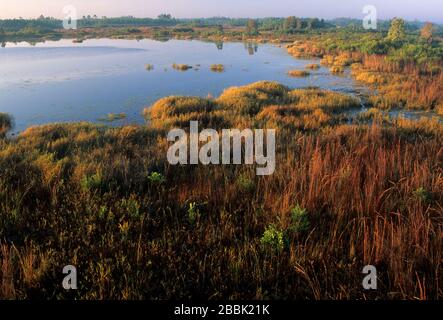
top-left (0, 38), bottom-right (365, 133)
top-left (244, 42), bottom-right (258, 55)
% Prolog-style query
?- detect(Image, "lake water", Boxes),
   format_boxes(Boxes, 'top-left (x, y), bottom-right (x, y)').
top-left (0, 38), bottom-right (384, 133)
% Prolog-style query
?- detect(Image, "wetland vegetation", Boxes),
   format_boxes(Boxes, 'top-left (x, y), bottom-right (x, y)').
top-left (0, 14), bottom-right (442, 300)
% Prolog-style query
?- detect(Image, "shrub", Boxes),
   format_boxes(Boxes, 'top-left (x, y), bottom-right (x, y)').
top-left (121, 197), bottom-right (141, 219)
top-left (145, 64), bottom-right (154, 71)
top-left (413, 187), bottom-right (432, 204)
top-left (147, 172), bottom-right (166, 185)
top-left (80, 173), bottom-right (103, 192)
top-left (261, 224), bottom-right (284, 252)
top-left (0, 113), bottom-right (13, 137)
top-left (187, 202), bottom-right (200, 224)
top-left (288, 205), bottom-right (310, 234)
top-left (236, 174), bottom-right (255, 193)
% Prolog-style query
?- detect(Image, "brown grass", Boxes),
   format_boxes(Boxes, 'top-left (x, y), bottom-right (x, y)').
top-left (287, 70), bottom-right (310, 77)
top-left (0, 81), bottom-right (442, 300)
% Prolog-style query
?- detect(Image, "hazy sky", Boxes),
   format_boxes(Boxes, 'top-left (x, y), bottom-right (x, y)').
top-left (0, 0), bottom-right (442, 22)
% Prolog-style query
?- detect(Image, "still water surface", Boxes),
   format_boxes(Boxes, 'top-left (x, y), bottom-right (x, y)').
top-left (0, 38), bottom-right (379, 133)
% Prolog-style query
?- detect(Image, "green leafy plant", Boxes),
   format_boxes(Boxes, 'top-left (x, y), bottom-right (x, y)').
top-left (289, 204), bottom-right (310, 234)
top-left (413, 187), bottom-right (432, 203)
top-left (261, 224), bottom-right (284, 252)
top-left (236, 174), bottom-right (255, 193)
top-left (187, 202), bottom-right (200, 224)
top-left (121, 198), bottom-right (141, 219)
top-left (147, 172), bottom-right (166, 185)
top-left (80, 173), bottom-right (103, 191)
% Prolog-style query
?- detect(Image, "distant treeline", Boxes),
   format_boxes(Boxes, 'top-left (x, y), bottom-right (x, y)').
top-left (0, 15), bottom-right (441, 35)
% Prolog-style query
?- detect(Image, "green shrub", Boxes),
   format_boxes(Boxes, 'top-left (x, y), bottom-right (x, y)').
top-left (121, 197), bottom-right (141, 219)
top-left (147, 172), bottom-right (166, 185)
top-left (261, 224), bottom-right (284, 252)
top-left (188, 202), bottom-right (201, 224)
top-left (236, 174), bottom-right (255, 193)
top-left (413, 187), bottom-right (432, 203)
top-left (289, 205), bottom-right (310, 234)
top-left (81, 173), bottom-right (103, 192)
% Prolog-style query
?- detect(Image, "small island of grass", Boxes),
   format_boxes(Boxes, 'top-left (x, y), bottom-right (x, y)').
top-left (287, 70), bottom-right (310, 77)
top-left (330, 66), bottom-right (345, 74)
top-left (306, 63), bottom-right (320, 70)
top-left (172, 63), bottom-right (193, 71)
top-left (210, 64), bottom-right (225, 72)
top-left (98, 112), bottom-right (127, 122)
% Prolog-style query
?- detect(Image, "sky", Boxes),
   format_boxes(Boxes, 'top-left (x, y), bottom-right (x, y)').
top-left (0, 0), bottom-right (442, 23)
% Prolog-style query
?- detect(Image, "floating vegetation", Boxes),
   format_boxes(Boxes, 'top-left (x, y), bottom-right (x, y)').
top-left (287, 70), bottom-right (310, 77)
top-left (99, 113), bottom-right (127, 122)
top-left (210, 64), bottom-right (225, 72)
top-left (172, 63), bottom-right (193, 71)
top-left (145, 64), bottom-right (154, 71)
top-left (330, 66), bottom-right (345, 74)
top-left (305, 63), bottom-right (320, 70)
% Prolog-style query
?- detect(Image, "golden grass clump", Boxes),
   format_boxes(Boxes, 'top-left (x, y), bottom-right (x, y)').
top-left (145, 96), bottom-right (215, 121)
top-left (144, 96), bottom-right (221, 129)
top-left (436, 104), bottom-right (443, 115)
top-left (354, 71), bottom-right (388, 85)
top-left (330, 66), bottom-right (345, 74)
top-left (217, 81), bottom-right (290, 115)
top-left (357, 108), bottom-right (387, 122)
top-left (320, 54), bottom-right (335, 66)
top-left (210, 64), bottom-right (225, 72)
top-left (289, 88), bottom-right (360, 112)
top-left (172, 63), bottom-right (193, 71)
top-left (305, 63), bottom-right (320, 70)
top-left (287, 70), bottom-right (310, 77)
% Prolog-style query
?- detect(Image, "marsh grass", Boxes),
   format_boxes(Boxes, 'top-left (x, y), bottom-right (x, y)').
top-left (172, 63), bottom-right (193, 71)
top-left (329, 66), bottom-right (345, 74)
top-left (210, 64), bottom-right (225, 72)
top-left (0, 81), bottom-right (442, 300)
top-left (305, 63), bottom-right (320, 70)
top-left (99, 113), bottom-right (127, 122)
